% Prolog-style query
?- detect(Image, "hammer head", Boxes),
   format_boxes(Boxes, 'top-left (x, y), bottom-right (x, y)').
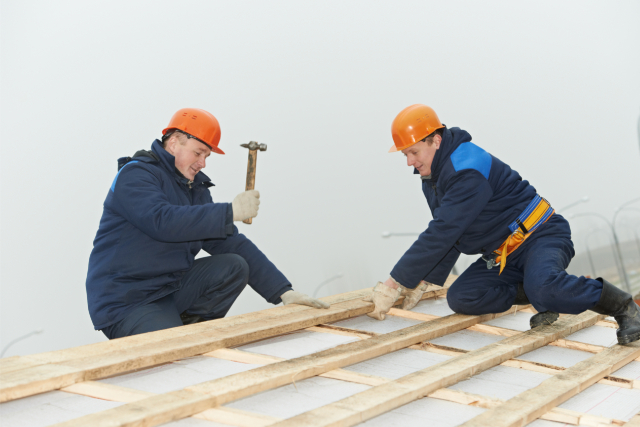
top-left (240, 141), bottom-right (267, 151)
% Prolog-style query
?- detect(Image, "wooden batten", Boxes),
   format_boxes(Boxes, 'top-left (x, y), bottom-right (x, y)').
top-left (459, 341), bottom-right (640, 427)
top-left (50, 305), bottom-right (520, 426)
top-left (266, 311), bottom-right (602, 427)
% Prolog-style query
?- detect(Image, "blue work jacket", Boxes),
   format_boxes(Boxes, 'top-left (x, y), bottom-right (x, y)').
top-left (86, 140), bottom-right (291, 330)
top-left (390, 126), bottom-right (537, 289)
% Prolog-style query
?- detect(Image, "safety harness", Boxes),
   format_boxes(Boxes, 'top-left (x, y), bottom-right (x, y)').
top-left (482, 195), bottom-right (555, 274)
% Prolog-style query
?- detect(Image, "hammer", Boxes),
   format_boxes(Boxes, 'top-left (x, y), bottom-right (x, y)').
top-left (240, 141), bottom-right (267, 224)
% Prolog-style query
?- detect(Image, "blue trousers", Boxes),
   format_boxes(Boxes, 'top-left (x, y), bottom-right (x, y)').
top-left (447, 215), bottom-right (603, 315)
top-left (102, 254), bottom-right (249, 339)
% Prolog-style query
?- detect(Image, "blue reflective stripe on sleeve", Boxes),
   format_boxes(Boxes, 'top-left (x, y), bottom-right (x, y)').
top-left (110, 161), bottom-right (139, 192)
top-left (450, 142), bottom-right (492, 179)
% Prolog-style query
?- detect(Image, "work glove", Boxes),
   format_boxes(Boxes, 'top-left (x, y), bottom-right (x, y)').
top-left (364, 281), bottom-right (402, 320)
top-left (281, 290), bottom-right (330, 309)
top-left (401, 281), bottom-right (432, 310)
top-left (232, 190), bottom-right (260, 221)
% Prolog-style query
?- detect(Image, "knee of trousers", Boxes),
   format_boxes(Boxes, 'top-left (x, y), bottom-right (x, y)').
top-left (446, 284), bottom-right (475, 314)
top-left (222, 253), bottom-right (250, 287)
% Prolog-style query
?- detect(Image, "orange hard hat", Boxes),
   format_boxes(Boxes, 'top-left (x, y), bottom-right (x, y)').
top-left (389, 104), bottom-right (444, 152)
top-left (163, 108), bottom-right (224, 155)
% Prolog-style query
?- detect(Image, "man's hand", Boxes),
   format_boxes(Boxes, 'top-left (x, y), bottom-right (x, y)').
top-left (281, 290), bottom-right (330, 309)
top-left (364, 280), bottom-right (402, 320)
top-left (401, 281), bottom-right (432, 310)
top-left (232, 190), bottom-right (260, 221)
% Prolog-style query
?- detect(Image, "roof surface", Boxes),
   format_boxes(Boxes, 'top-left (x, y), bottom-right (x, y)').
top-left (1, 277), bottom-right (639, 427)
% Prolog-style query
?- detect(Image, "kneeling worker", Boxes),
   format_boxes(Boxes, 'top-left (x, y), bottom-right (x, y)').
top-left (86, 108), bottom-right (328, 339)
top-left (366, 104), bottom-right (640, 345)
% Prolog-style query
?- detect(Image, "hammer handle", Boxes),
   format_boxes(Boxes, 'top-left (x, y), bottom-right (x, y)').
top-left (243, 149), bottom-right (257, 224)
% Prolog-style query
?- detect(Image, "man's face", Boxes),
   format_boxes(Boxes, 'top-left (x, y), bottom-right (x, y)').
top-left (401, 135), bottom-right (442, 176)
top-left (166, 134), bottom-right (212, 180)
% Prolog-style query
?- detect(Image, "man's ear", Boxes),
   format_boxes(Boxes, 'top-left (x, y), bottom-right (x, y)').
top-left (433, 134), bottom-right (443, 149)
top-left (165, 135), bottom-right (177, 155)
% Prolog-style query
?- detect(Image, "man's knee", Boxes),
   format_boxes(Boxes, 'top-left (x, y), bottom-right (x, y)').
top-left (223, 253), bottom-right (249, 286)
top-left (446, 284), bottom-right (471, 314)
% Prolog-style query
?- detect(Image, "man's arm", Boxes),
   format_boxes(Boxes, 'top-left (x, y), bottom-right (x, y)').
top-left (423, 245), bottom-right (461, 286)
top-left (202, 228), bottom-right (291, 304)
top-left (112, 165), bottom-right (230, 242)
top-left (391, 169), bottom-right (493, 289)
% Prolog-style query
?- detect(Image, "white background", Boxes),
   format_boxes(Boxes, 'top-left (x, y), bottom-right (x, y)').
top-left (1, 0), bottom-right (639, 357)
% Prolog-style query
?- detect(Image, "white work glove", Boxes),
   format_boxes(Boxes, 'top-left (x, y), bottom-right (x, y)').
top-left (401, 281), bottom-right (432, 310)
top-left (364, 281), bottom-right (402, 320)
top-left (232, 190), bottom-right (260, 221)
top-left (281, 290), bottom-right (330, 309)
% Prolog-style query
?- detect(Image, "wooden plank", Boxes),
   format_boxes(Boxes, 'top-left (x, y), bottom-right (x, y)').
top-left (305, 325), bottom-right (374, 339)
top-left (196, 407), bottom-right (282, 427)
top-left (62, 381), bottom-right (279, 427)
top-left (388, 306), bottom-right (630, 357)
top-left (265, 311), bottom-right (602, 427)
top-left (50, 306), bottom-right (519, 427)
top-left (0, 288), bottom-right (368, 374)
top-left (312, 311), bottom-right (638, 389)
top-left (1, 296), bottom-right (374, 402)
top-left (62, 381), bottom-right (154, 401)
top-left (1, 280), bottom-right (456, 403)
top-left (0, 288), bottom-right (371, 372)
top-left (460, 341), bottom-right (640, 427)
top-left (625, 412), bottom-right (640, 426)
top-left (204, 348), bottom-right (389, 386)
top-left (428, 388), bottom-right (626, 426)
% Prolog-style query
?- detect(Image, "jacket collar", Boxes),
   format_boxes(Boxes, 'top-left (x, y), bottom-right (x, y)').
top-left (415, 126), bottom-right (472, 181)
top-left (150, 139), bottom-right (213, 186)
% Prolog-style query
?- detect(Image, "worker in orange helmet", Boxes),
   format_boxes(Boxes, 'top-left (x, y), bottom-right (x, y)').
top-left (86, 108), bottom-right (329, 339)
top-left (365, 104), bottom-right (640, 345)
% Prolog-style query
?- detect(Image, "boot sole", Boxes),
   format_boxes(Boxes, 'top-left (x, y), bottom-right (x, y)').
top-left (617, 330), bottom-right (640, 345)
top-left (530, 312), bottom-right (560, 329)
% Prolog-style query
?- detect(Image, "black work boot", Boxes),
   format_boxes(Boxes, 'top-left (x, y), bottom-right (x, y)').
top-left (513, 283), bottom-right (559, 329)
top-left (590, 279), bottom-right (640, 345)
top-left (530, 311), bottom-right (559, 328)
top-left (180, 312), bottom-right (205, 325)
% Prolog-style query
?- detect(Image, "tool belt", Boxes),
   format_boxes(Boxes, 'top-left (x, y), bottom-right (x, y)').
top-left (482, 195), bottom-right (555, 274)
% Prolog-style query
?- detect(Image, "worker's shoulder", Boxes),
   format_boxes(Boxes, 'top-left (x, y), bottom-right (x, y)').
top-left (448, 142), bottom-right (492, 180)
top-left (111, 152), bottom-right (164, 191)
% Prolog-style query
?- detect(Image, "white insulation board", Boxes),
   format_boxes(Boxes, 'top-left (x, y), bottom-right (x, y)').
top-left (237, 329), bottom-right (357, 358)
top-left (0, 390), bottom-right (122, 427)
top-left (412, 297), bottom-right (456, 317)
top-left (557, 382), bottom-right (640, 421)
top-left (449, 365), bottom-right (552, 400)
top-left (2, 303), bottom-right (639, 427)
top-left (428, 329), bottom-right (505, 351)
top-left (99, 356), bottom-right (260, 393)
top-left (359, 397), bottom-right (486, 427)
top-left (225, 376), bottom-right (370, 419)
top-left (331, 314), bottom-right (423, 334)
top-left (344, 348), bottom-right (452, 379)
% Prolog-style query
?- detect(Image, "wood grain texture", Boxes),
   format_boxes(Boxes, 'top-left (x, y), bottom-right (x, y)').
top-left (51, 305), bottom-right (515, 427)
top-left (428, 388), bottom-right (626, 426)
top-left (267, 311), bottom-right (602, 427)
top-left (2, 278), bottom-right (456, 403)
top-left (460, 341), bottom-right (640, 427)
top-left (0, 289), bottom-right (375, 403)
top-left (204, 348), bottom-right (390, 386)
top-left (243, 149), bottom-right (257, 224)
top-left (61, 381), bottom-right (280, 427)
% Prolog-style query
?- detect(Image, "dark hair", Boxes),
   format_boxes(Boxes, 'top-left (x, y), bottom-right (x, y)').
top-left (161, 130), bottom-right (177, 148)
top-left (422, 128), bottom-right (444, 145)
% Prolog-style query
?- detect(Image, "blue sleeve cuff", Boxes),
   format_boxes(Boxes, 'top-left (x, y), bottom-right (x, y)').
top-left (269, 284), bottom-right (293, 305)
top-left (225, 203), bottom-right (234, 236)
